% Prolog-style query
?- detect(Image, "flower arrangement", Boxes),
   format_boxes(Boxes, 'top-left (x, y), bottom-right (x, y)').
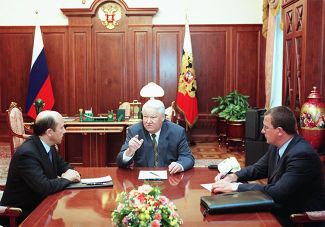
top-left (112, 184), bottom-right (182, 227)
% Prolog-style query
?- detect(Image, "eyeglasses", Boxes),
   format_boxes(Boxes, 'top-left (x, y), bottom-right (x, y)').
top-left (262, 125), bottom-right (275, 131)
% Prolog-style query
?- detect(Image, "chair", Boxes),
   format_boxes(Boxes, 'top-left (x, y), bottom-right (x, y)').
top-left (291, 211), bottom-right (325, 227)
top-left (6, 102), bottom-right (32, 156)
top-left (0, 191), bottom-right (22, 227)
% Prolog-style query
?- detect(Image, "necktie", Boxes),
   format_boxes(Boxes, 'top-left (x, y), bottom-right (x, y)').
top-left (152, 134), bottom-right (158, 167)
top-left (276, 149), bottom-right (280, 165)
top-left (48, 147), bottom-right (54, 164)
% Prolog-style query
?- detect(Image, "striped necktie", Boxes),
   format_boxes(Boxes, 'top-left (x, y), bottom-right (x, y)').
top-left (152, 134), bottom-right (158, 167)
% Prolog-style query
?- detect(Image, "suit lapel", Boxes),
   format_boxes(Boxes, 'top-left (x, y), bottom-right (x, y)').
top-left (157, 121), bottom-right (169, 166)
top-left (32, 136), bottom-right (57, 177)
top-left (142, 128), bottom-right (154, 166)
top-left (268, 134), bottom-right (300, 182)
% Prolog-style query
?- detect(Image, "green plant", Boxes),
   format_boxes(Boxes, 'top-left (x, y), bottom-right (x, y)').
top-left (211, 90), bottom-right (249, 121)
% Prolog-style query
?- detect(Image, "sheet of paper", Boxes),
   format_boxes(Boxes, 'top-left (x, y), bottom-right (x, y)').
top-left (201, 183), bottom-right (214, 192)
top-left (218, 157), bottom-right (241, 174)
top-left (81, 176), bottom-right (112, 184)
top-left (138, 170), bottom-right (168, 180)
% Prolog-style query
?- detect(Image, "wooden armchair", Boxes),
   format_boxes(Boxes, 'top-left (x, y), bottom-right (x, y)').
top-left (291, 211), bottom-right (325, 227)
top-left (0, 191), bottom-right (22, 227)
top-left (6, 102), bottom-right (32, 156)
top-left (0, 206), bottom-right (22, 227)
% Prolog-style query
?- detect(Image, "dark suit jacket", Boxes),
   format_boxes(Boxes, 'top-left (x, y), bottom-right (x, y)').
top-left (116, 120), bottom-right (194, 171)
top-left (0, 135), bottom-right (72, 223)
top-left (236, 134), bottom-right (325, 215)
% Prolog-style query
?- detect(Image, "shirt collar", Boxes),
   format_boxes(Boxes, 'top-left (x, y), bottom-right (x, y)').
top-left (40, 138), bottom-right (51, 153)
top-left (278, 137), bottom-right (294, 158)
top-left (151, 129), bottom-right (161, 141)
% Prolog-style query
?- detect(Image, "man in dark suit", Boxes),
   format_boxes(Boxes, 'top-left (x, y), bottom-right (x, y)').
top-left (211, 106), bottom-right (325, 226)
top-left (116, 99), bottom-right (194, 174)
top-left (0, 110), bottom-right (80, 225)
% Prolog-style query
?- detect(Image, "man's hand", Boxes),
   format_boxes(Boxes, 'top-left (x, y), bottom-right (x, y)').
top-left (168, 162), bottom-right (183, 174)
top-left (61, 169), bottom-right (81, 182)
top-left (214, 173), bottom-right (238, 183)
top-left (211, 180), bottom-right (235, 193)
top-left (125, 135), bottom-right (144, 157)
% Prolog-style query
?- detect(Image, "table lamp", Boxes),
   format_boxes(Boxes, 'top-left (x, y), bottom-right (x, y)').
top-left (140, 82), bottom-right (164, 99)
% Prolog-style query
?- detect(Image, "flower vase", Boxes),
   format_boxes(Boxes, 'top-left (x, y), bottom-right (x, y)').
top-left (300, 87), bottom-right (325, 151)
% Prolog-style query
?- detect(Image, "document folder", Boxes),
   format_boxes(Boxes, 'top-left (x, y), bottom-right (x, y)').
top-left (66, 180), bottom-right (113, 189)
top-left (201, 190), bottom-right (274, 216)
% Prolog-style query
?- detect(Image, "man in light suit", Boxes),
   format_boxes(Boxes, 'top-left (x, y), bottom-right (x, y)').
top-left (211, 106), bottom-right (325, 226)
top-left (116, 99), bottom-right (194, 174)
top-left (0, 111), bottom-right (80, 225)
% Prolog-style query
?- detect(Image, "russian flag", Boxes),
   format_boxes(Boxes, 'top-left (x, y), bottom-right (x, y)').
top-left (25, 25), bottom-right (55, 119)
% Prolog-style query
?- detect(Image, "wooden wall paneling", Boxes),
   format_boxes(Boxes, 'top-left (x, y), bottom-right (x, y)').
top-left (323, 0), bottom-right (325, 94)
top-left (42, 26), bottom-right (68, 114)
top-left (190, 26), bottom-right (230, 114)
top-left (303, 0), bottom-right (323, 100)
top-left (152, 26), bottom-right (182, 107)
top-left (189, 26), bottom-right (231, 141)
top-left (0, 27), bottom-right (34, 113)
top-left (128, 26), bottom-right (153, 102)
top-left (94, 32), bottom-right (126, 113)
top-left (67, 26), bottom-right (92, 115)
top-left (0, 27), bottom-right (34, 141)
top-left (232, 26), bottom-right (264, 108)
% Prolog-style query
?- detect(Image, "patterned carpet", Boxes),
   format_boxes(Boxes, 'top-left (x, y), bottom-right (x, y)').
top-left (0, 143), bottom-right (10, 186)
top-left (0, 142), bottom-right (247, 185)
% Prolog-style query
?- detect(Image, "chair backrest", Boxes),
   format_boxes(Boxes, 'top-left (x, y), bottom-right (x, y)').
top-left (6, 102), bottom-right (31, 156)
top-left (0, 205), bottom-right (22, 227)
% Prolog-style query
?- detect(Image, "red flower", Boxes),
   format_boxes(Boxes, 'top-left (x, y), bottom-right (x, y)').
top-left (137, 193), bottom-right (146, 203)
top-left (154, 213), bottom-right (162, 220)
top-left (151, 219), bottom-right (160, 227)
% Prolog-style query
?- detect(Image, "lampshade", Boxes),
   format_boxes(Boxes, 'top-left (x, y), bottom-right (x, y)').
top-left (140, 82), bottom-right (164, 99)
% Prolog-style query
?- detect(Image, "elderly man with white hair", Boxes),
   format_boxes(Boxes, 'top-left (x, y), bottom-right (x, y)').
top-left (117, 99), bottom-right (194, 174)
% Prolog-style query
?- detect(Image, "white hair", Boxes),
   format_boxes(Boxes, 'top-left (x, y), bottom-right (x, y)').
top-left (142, 99), bottom-right (165, 116)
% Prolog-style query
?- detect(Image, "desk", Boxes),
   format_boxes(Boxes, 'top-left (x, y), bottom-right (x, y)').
top-left (61, 119), bottom-right (138, 167)
top-left (20, 168), bottom-right (281, 227)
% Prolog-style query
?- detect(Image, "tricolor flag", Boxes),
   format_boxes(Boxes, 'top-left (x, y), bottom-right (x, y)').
top-left (176, 15), bottom-right (198, 128)
top-left (25, 25), bottom-right (55, 119)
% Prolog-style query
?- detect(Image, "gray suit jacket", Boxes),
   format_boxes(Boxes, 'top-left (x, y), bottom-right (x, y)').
top-left (236, 134), bottom-right (325, 215)
top-left (116, 120), bottom-right (194, 171)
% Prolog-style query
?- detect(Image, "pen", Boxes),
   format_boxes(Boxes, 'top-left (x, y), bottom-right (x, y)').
top-left (220, 168), bottom-right (233, 180)
top-left (149, 171), bottom-right (160, 177)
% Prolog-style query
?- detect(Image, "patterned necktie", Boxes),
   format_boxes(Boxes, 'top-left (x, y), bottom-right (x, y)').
top-left (152, 134), bottom-right (158, 167)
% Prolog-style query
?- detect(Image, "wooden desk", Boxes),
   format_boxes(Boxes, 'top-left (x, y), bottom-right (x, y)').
top-left (20, 168), bottom-right (281, 227)
top-left (60, 119), bottom-right (138, 167)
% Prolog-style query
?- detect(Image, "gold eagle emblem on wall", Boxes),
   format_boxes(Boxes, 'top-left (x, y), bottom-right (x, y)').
top-left (98, 3), bottom-right (122, 30)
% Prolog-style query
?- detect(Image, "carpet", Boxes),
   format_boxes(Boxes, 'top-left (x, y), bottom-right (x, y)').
top-left (0, 144), bottom-right (10, 186)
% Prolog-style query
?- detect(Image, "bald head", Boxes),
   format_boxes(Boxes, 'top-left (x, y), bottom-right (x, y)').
top-left (33, 111), bottom-right (63, 136)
